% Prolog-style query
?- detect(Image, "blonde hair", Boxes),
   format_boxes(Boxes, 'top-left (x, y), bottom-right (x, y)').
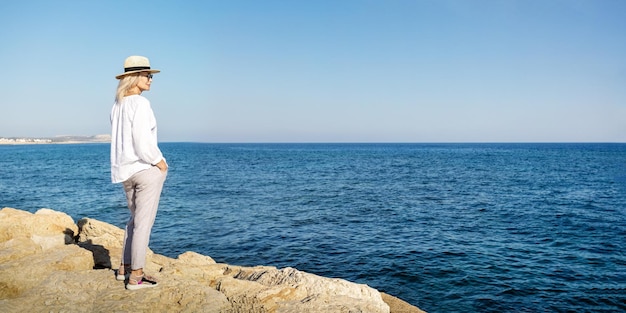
top-left (115, 74), bottom-right (142, 103)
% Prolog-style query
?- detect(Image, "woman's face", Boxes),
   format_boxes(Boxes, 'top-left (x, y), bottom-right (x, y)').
top-left (136, 72), bottom-right (153, 92)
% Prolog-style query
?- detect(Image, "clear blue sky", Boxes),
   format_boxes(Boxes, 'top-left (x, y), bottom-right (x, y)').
top-left (1, 0), bottom-right (625, 142)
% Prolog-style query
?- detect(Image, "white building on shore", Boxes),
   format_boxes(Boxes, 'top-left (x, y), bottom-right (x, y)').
top-left (0, 137), bottom-right (53, 144)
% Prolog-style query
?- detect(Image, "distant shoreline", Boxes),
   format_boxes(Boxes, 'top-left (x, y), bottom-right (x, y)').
top-left (0, 135), bottom-right (111, 145)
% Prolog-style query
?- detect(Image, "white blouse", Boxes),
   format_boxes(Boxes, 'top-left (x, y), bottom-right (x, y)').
top-left (110, 95), bottom-right (165, 183)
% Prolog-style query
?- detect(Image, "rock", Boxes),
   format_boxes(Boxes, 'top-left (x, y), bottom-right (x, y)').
top-left (77, 217), bottom-right (124, 248)
top-left (0, 207), bottom-right (425, 312)
top-left (0, 208), bottom-right (77, 245)
top-left (220, 266), bottom-right (390, 312)
top-left (177, 250), bottom-right (217, 265)
top-left (381, 293), bottom-right (427, 313)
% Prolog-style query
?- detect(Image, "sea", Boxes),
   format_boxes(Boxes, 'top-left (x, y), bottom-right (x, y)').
top-left (1, 142), bottom-right (625, 313)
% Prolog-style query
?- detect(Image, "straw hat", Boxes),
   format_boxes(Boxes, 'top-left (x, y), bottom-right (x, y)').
top-left (115, 55), bottom-right (161, 79)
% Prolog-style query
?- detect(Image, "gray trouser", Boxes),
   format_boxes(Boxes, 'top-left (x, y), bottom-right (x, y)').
top-left (121, 166), bottom-right (167, 270)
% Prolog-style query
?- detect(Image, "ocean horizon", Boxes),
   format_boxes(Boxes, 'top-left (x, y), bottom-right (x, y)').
top-left (2, 142), bottom-right (625, 312)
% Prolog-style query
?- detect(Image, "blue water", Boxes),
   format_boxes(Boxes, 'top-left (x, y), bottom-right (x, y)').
top-left (1, 143), bottom-right (625, 312)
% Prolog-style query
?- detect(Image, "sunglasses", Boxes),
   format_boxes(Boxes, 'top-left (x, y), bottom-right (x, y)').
top-left (140, 73), bottom-right (153, 80)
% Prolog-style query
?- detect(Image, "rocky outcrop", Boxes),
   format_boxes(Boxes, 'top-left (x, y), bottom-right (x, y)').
top-left (0, 207), bottom-right (425, 313)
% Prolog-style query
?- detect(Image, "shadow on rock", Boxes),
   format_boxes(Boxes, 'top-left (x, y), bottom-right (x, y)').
top-left (76, 220), bottom-right (112, 269)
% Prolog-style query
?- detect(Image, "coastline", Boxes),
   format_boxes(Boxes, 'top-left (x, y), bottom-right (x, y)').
top-left (0, 135), bottom-right (111, 145)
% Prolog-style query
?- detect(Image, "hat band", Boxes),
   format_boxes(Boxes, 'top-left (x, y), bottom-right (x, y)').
top-left (124, 66), bottom-right (150, 72)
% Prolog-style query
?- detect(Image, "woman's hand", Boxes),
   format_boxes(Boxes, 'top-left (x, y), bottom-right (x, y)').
top-left (155, 159), bottom-right (168, 172)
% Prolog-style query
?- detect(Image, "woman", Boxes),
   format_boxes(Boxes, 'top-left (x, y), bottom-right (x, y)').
top-left (110, 55), bottom-right (168, 290)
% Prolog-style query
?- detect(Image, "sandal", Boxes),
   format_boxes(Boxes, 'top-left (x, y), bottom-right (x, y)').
top-left (126, 273), bottom-right (158, 290)
top-left (116, 264), bottom-right (131, 281)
